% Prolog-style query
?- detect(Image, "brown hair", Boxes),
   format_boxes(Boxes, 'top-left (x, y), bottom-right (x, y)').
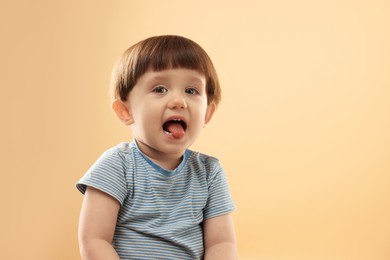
top-left (110, 35), bottom-right (221, 105)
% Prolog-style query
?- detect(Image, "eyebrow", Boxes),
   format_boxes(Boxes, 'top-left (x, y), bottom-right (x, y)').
top-left (148, 74), bottom-right (205, 85)
top-left (187, 77), bottom-right (205, 85)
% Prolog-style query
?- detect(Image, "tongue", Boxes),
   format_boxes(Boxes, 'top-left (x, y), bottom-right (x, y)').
top-left (166, 122), bottom-right (185, 139)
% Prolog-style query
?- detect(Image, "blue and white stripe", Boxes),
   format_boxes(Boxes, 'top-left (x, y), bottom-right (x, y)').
top-left (77, 141), bottom-right (235, 259)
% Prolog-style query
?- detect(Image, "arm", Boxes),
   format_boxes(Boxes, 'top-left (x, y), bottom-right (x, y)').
top-left (203, 213), bottom-right (237, 260)
top-left (78, 186), bottom-right (121, 260)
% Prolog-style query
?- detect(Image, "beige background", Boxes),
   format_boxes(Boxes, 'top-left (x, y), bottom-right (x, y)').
top-left (1, 1), bottom-right (389, 259)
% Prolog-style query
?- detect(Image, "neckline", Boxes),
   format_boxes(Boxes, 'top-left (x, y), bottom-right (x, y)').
top-left (131, 140), bottom-right (192, 177)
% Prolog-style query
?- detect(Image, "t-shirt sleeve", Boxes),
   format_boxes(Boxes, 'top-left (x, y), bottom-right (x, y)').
top-left (76, 148), bottom-right (128, 205)
top-left (203, 161), bottom-right (235, 220)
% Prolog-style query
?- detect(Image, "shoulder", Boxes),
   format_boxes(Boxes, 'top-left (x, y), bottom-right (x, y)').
top-left (98, 142), bottom-right (137, 165)
top-left (105, 142), bottom-right (135, 156)
top-left (85, 142), bottom-right (139, 177)
top-left (187, 151), bottom-right (224, 179)
top-left (76, 142), bottom-right (139, 202)
top-left (188, 150), bottom-right (220, 165)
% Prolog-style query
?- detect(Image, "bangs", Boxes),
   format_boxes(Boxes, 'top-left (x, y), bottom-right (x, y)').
top-left (136, 36), bottom-right (209, 74)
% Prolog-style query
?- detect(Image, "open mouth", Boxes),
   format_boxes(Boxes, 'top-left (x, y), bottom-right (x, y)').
top-left (162, 119), bottom-right (187, 138)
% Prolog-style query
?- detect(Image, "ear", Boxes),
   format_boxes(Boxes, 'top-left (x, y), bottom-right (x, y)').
top-left (112, 99), bottom-right (134, 125)
top-left (204, 102), bottom-right (216, 125)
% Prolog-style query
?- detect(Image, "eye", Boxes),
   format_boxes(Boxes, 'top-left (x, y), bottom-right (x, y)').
top-left (185, 87), bottom-right (199, 95)
top-left (152, 86), bottom-right (168, 94)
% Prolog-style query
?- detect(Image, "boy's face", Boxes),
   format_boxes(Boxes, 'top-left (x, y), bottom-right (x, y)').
top-left (124, 68), bottom-right (215, 161)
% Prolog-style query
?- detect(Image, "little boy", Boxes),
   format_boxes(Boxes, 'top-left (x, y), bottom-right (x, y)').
top-left (77, 35), bottom-right (236, 259)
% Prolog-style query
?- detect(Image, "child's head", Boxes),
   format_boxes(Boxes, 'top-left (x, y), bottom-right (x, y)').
top-left (110, 35), bottom-right (221, 106)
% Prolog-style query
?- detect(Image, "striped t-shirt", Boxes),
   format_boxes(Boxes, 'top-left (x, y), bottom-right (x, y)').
top-left (76, 141), bottom-right (235, 259)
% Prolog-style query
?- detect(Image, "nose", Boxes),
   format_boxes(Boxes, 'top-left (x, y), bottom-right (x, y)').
top-left (167, 94), bottom-right (187, 109)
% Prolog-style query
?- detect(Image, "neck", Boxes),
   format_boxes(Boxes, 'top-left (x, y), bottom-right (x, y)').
top-left (134, 139), bottom-right (184, 170)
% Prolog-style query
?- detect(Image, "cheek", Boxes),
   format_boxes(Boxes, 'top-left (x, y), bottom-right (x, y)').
top-left (136, 108), bottom-right (160, 128)
top-left (192, 110), bottom-right (208, 126)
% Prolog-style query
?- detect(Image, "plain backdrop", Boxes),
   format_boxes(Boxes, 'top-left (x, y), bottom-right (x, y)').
top-left (1, 1), bottom-right (389, 259)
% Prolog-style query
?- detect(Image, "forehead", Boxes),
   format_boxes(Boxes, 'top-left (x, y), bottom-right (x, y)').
top-left (137, 68), bottom-right (206, 86)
